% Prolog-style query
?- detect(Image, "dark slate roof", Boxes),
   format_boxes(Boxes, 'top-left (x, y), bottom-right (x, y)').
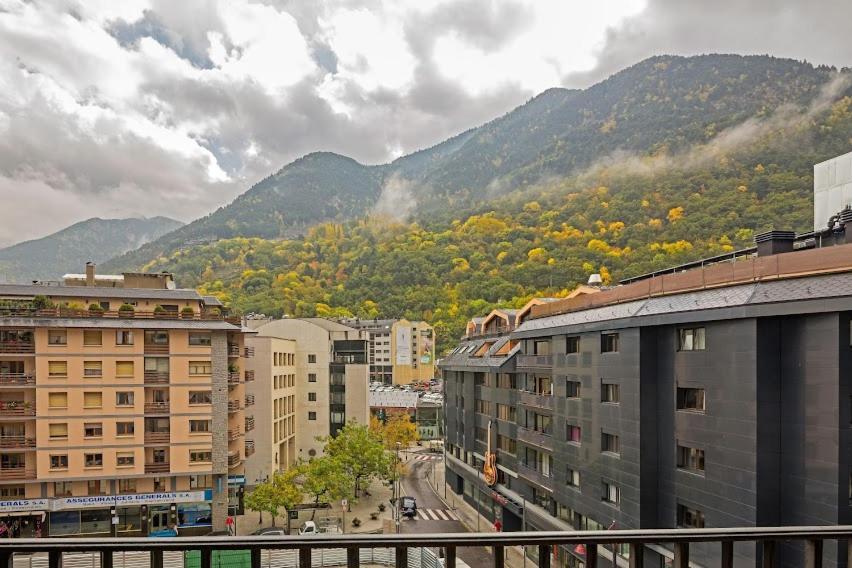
top-left (514, 272), bottom-right (852, 337)
top-left (0, 284), bottom-right (202, 301)
top-left (202, 295), bottom-right (224, 306)
top-left (439, 335), bottom-right (519, 370)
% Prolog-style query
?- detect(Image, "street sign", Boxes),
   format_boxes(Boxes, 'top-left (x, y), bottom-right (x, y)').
top-left (341, 499), bottom-right (348, 509)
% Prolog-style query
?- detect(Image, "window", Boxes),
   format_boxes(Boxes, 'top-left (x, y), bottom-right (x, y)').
top-left (115, 392), bottom-right (134, 407)
top-left (567, 468), bottom-right (580, 488)
top-left (84, 423), bottom-right (103, 438)
top-left (145, 357), bottom-right (168, 373)
top-left (567, 424), bottom-right (581, 444)
top-left (87, 480), bottom-right (105, 495)
top-left (54, 481), bottom-right (72, 496)
top-left (49, 423), bottom-right (68, 439)
top-left (83, 392), bottom-right (103, 408)
top-left (308, 373), bottom-right (317, 382)
top-left (497, 374), bottom-right (516, 389)
top-left (189, 361), bottom-right (212, 375)
top-left (188, 333), bottom-right (212, 346)
top-left (308, 412), bottom-right (317, 421)
top-left (83, 330), bottom-right (102, 346)
top-left (83, 361), bottom-right (102, 377)
top-left (677, 445), bottom-right (705, 473)
top-left (116, 453), bottom-right (134, 467)
top-left (116, 331), bottom-right (134, 345)
top-left (48, 361), bottom-right (67, 377)
top-left (189, 450), bottom-right (212, 463)
top-left (602, 432), bottom-right (620, 454)
top-left (677, 387), bottom-right (705, 412)
top-left (601, 333), bottom-right (619, 353)
top-left (48, 392), bottom-right (68, 408)
top-left (190, 474), bottom-right (213, 489)
top-left (189, 420), bottom-right (211, 433)
top-left (496, 434), bottom-right (516, 455)
top-left (115, 361), bottom-right (134, 377)
top-left (308, 354), bottom-right (316, 364)
top-left (533, 340), bottom-right (551, 355)
top-left (677, 504), bottom-right (705, 528)
top-left (308, 392), bottom-right (317, 402)
top-left (679, 327), bottom-right (706, 351)
top-left (496, 403), bottom-right (516, 422)
top-left (144, 331), bottom-right (169, 345)
top-left (50, 455), bottom-right (68, 469)
top-left (475, 427), bottom-right (487, 443)
top-left (566, 380), bottom-right (581, 398)
top-left (475, 399), bottom-right (491, 415)
top-left (331, 411), bottom-right (345, 423)
top-left (602, 482), bottom-right (620, 505)
top-left (119, 478), bottom-right (136, 493)
top-left (188, 391), bottom-right (212, 405)
top-left (0, 486), bottom-right (25, 498)
top-left (116, 421), bottom-right (135, 436)
top-left (566, 336), bottom-right (580, 354)
top-left (48, 330), bottom-right (67, 345)
top-left (602, 382), bottom-right (620, 403)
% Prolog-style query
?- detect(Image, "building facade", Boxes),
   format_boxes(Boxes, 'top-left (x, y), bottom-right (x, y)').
top-left (338, 318), bottom-right (436, 385)
top-left (0, 265), bottom-right (249, 537)
top-left (246, 319), bottom-right (369, 464)
top-left (442, 237), bottom-right (852, 568)
top-left (243, 337), bottom-right (296, 486)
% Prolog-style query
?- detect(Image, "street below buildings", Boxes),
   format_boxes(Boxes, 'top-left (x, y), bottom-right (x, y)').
top-left (400, 454), bottom-right (495, 568)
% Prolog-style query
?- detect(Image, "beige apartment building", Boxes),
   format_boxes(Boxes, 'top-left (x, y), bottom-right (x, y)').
top-left (244, 318), bottom-right (369, 469)
top-left (337, 318), bottom-right (435, 385)
top-left (0, 264), bottom-right (249, 536)
top-left (242, 337), bottom-right (296, 486)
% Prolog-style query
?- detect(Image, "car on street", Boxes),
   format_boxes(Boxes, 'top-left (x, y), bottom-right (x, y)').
top-left (400, 496), bottom-right (417, 518)
top-left (252, 527), bottom-right (287, 536)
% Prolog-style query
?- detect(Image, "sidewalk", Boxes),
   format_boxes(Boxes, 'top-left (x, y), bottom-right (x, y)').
top-left (423, 456), bottom-right (528, 568)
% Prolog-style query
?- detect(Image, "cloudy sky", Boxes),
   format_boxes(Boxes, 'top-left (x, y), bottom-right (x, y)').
top-left (0, 0), bottom-right (850, 246)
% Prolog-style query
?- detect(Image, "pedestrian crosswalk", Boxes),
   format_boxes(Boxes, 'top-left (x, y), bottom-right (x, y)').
top-left (410, 453), bottom-right (442, 462)
top-left (415, 508), bottom-right (459, 521)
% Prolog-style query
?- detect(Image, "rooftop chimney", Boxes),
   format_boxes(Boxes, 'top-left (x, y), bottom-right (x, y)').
top-left (754, 230), bottom-right (795, 257)
top-left (588, 273), bottom-right (603, 287)
top-left (85, 262), bottom-right (95, 287)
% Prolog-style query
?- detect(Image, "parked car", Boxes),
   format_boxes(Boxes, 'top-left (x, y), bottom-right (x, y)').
top-left (298, 521), bottom-right (342, 535)
top-left (252, 527), bottom-right (287, 536)
top-left (400, 496), bottom-right (417, 518)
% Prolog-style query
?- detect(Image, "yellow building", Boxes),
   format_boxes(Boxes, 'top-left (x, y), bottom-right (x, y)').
top-left (0, 264), bottom-right (249, 536)
top-left (336, 318), bottom-right (435, 385)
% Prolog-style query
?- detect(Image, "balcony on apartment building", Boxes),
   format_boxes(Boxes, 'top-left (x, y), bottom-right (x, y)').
top-left (244, 417), bottom-right (255, 432)
top-left (517, 461), bottom-right (554, 492)
top-left (144, 401), bottom-right (171, 414)
top-left (0, 399), bottom-right (35, 417)
top-left (228, 429), bottom-right (243, 442)
top-left (0, 431), bottom-right (35, 448)
top-left (244, 394), bottom-right (255, 407)
top-left (144, 428), bottom-right (170, 444)
top-left (227, 401), bottom-right (242, 414)
top-left (0, 456), bottom-right (35, 480)
top-left (244, 370), bottom-right (255, 382)
top-left (518, 390), bottom-right (554, 411)
top-left (143, 370), bottom-right (169, 385)
top-left (0, 372), bottom-right (35, 386)
top-left (244, 440), bottom-right (255, 457)
top-left (143, 331), bottom-right (170, 355)
top-left (0, 332), bottom-right (34, 354)
top-left (0, 527), bottom-right (850, 568)
top-left (227, 344), bottom-right (241, 357)
top-left (516, 354), bottom-right (554, 369)
top-left (516, 426), bottom-right (554, 451)
top-left (227, 452), bottom-right (240, 468)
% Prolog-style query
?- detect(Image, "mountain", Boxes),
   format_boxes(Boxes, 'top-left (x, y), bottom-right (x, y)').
top-left (103, 54), bottom-right (845, 272)
top-left (101, 54), bottom-right (852, 349)
top-left (0, 217), bottom-right (184, 283)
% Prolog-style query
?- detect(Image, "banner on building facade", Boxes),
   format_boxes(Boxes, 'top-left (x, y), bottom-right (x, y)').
top-left (396, 326), bottom-right (412, 365)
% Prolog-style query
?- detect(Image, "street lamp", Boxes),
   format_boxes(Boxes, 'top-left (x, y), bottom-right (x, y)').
top-left (395, 442), bottom-right (402, 534)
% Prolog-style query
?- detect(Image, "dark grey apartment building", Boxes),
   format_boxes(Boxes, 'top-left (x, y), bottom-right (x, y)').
top-left (441, 231), bottom-right (852, 567)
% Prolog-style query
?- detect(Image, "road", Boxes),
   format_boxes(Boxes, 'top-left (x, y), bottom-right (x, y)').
top-left (399, 453), bottom-right (494, 568)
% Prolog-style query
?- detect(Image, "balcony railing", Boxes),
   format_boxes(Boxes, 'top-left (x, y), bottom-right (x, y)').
top-left (516, 354), bottom-right (554, 369)
top-left (517, 426), bottom-right (554, 451)
top-left (143, 371), bottom-right (169, 384)
top-left (244, 394), bottom-right (255, 407)
top-left (0, 341), bottom-right (34, 354)
top-left (144, 432), bottom-right (170, 444)
top-left (228, 430), bottom-right (242, 442)
top-left (244, 417), bottom-right (255, 432)
top-left (0, 403), bottom-right (34, 416)
top-left (227, 345), bottom-right (240, 357)
top-left (245, 440), bottom-right (255, 457)
top-left (517, 462), bottom-right (554, 491)
top-left (244, 370), bottom-right (255, 381)
top-left (143, 344), bottom-right (170, 355)
top-left (0, 373), bottom-right (35, 386)
top-left (2, 526), bottom-right (851, 568)
top-left (0, 465), bottom-right (35, 480)
top-left (244, 347), bottom-right (255, 358)
top-left (518, 390), bottom-right (554, 411)
top-left (227, 372), bottom-right (241, 384)
top-left (0, 306), bottom-right (231, 321)
top-left (227, 401), bottom-right (241, 413)
top-left (0, 436), bottom-right (35, 448)
top-left (144, 401), bottom-right (170, 414)
top-left (144, 462), bottom-right (170, 474)
top-left (227, 452), bottom-right (240, 467)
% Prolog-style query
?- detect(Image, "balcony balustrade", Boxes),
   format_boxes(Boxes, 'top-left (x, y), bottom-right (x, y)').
top-left (227, 372), bottom-right (241, 384)
top-left (244, 417), bottom-right (255, 432)
top-left (517, 462), bottom-right (554, 491)
top-left (144, 462), bottom-right (170, 474)
top-left (517, 426), bottom-right (554, 451)
top-left (244, 370), bottom-right (255, 382)
top-left (228, 430), bottom-right (242, 442)
top-left (0, 402), bottom-right (34, 416)
top-left (227, 452), bottom-right (240, 467)
top-left (143, 344), bottom-right (170, 355)
top-left (227, 401), bottom-right (241, 413)
top-left (518, 390), bottom-right (554, 411)
top-left (227, 345), bottom-right (240, 357)
top-left (244, 347), bottom-right (255, 358)
top-left (0, 465), bottom-right (35, 480)
top-left (0, 306), bottom-right (228, 321)
top-left (144, 401), bottom-right (170, 414)
top-left (0, 373), bottom-right (35, 386)
top-left (244, 394), bottom-right (255, 407)
top-left (144, 431), bottom-right (170, 444)
top-left (0, 435), bottom-right (35, 448)
top-left (0, 341), bottom-right (34, 354)
top-left (143, 371), bottom-right (169, 384)
top-left (1, 526), bottom-right (850, 568)
top-left (245, 440), bottom-right (255, 457)
top-left (516, 354), bottom-right (554, 369)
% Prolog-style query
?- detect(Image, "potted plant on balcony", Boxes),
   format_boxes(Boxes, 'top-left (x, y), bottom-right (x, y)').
top-left (32, 295), bottom-right (54, 312)
top-left (88, 303), bottom-right (104, 317)
top-left (181, 306), bottom-right (196, 319)
top-left (118, 304), bottom-right (135, 318)
top-left (153, 305), bottom-right (166, 316)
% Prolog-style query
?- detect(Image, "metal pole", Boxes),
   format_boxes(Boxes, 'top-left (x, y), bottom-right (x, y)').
top-left (396, 442), bottom-right (401, 534)
top-left (522, 498), bottom-right (527, 568)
